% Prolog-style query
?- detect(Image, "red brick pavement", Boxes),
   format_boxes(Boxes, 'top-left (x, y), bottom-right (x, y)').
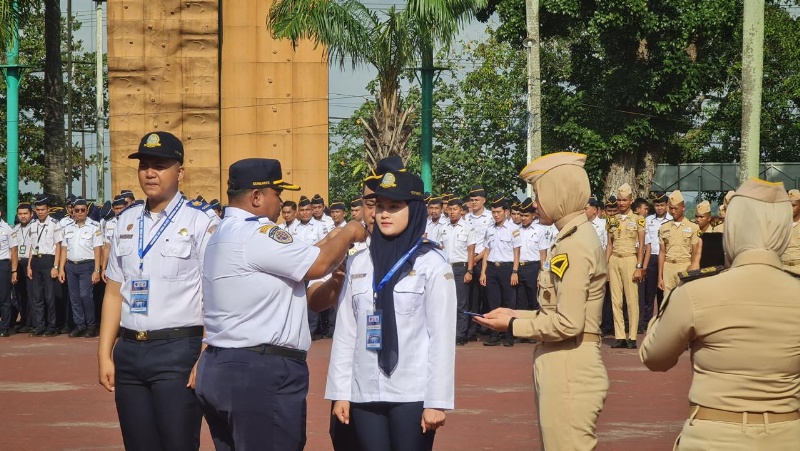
top-left (0, 334), bottom-right (690, 450)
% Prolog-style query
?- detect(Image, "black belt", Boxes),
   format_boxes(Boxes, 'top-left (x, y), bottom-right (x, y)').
top-left (32, 254), bottom-right (55, 258)
top-left (120, 326), bottom-right (204, 342)
top-left (488, 261), bottom-right (513, 267)
top-left (221, 344), bottom-right (307, 362)
top-left (67, 259), bottom-right (94, 265)
top-left (518, 261), bottom-right (540, 266)
top-left (451, 262), bottom-right (468, 267)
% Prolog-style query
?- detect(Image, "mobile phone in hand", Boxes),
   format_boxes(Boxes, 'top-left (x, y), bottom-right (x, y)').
top-left (463, 311), bottom-right (484, 318)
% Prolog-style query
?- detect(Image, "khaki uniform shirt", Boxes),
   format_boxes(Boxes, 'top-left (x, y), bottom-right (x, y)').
top-left (780, 221), bottom-right (800, 268)
top-left (607, 212), bottom-right (644, 255)
top-left (513, 214), bottom-right (607, 340)
top-left (640, 250), bottom-right (800, 413)
top-left (659, 218), bottom-right (700, 263)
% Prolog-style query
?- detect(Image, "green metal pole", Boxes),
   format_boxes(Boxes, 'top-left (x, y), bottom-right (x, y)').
top-left (740, 0), bottom-right (764, 184)
top-left (420, 47), bottom-right (433, 193)
top-left (5, 0), bottom-right (21, 216)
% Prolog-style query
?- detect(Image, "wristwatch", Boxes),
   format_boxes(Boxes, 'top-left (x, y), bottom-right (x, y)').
top-left (53, 265), bottom-right (59, 270)
top-left (636, 263), bottom-right (643, 269)
top-left (94, 269), bottom-right (101, 273)
top-left (511, 269), bottom-right (518, 274)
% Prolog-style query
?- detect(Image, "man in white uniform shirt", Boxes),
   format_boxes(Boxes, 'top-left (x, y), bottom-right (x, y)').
top-left (58, 198), bottom-right (103, 338)
top-left (195, 158), bottom-right (367, 450)
top-left (97, 131), bottom-right (220, 451)
top-left (27, 194), bottom-right (63, 336)
top-left (101, 196), bottom-right (128, 283)
top-left (424, 196), bottom-right (445, 239)
top-left (10, 202), bottom-right (35, 334)
top-left (312, 194), bottom-right (336, 235)
top-left (437, 197), bottom-right (476, 345)
top-left (0, 206), bottom-right (18, 337)
top-left (640, 193), bottom-right (671, 329)
top-left (279, 200), bottom-right (299, 233)
top-left (466, 185), bottom-right (493, 335)
top-left (329, 201), bottom-right (348, 229)
top-left (516, 198), bottom-right (548, 313)
top-left (296, 196), bottom-right (325, 245)
top-left (585, 197), bottom-right (608, 251)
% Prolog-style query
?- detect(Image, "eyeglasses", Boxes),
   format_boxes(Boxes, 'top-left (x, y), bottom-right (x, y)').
top-left (73, 208), bottom-right (88, 213)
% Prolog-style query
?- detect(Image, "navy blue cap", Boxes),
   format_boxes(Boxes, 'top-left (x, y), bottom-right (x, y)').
top-left (112, 195), bottom-right (127, 207)
top-left (365, 156), bottom-right (406, 190)
top-left (366, 171), bottom-right (424, 202)
top-left (298, 195), bottom-right (311, 207)
top-left (129, 131), bottom-right (185, 165)
top-left (587, 197), bottom-right (603, 208)
top-left (17, 201), bottom-right (33, 211)
top-left (228, 158), bottom-right (300, 191)
top-left (427, 195), bottom-right (443, 205)
top-left (469, 185), bottom-right (486, 198)
top-left (73, 198), bottom-right (88, 207)
top-left (350, 196), bottom-right (363, 208)
top-left (520, 197), bottom-right (536, 213)
top-left (121, 189), bottom-right (135, 200)
top-left (34, 194), bottom-right (49, 206)
top-left (605, 196), bottom-right (618, 208)
top-left (447, 197), bottom-right (463, 207)
top-left (329, 201), bottom-right (345, 211)
top-left (100, 200), bottom-right (113, 220)
top-left (490, 194), bottom-right (508, 209)
top-left (311, 194), bottom-right (325, 205)
top-left (652, 192), bottom-right (668, 203)
top-left (209, 199), bottom-right (221, 210)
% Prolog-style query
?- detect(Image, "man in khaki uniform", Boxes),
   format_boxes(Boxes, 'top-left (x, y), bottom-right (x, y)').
top-left (606, 183), bottom-right (645, 349)
top-left (658, 191), bottom-right (701, 300)
top-left (694, 201), bottom-right (714, 234)
top-left (475, 152), bottom-right (609, 451)
top-left (780, 189), bottom-right (800, 275)
top-left (641, 178), bottom-right (800, 451)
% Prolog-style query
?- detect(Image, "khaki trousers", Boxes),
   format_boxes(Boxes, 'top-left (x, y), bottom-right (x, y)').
top-left (609, 255), bottom-right (638, 340)
top-left (674, 416), bottom-right (800, 450)
top-left (533, 339), bottom-right (609, 451)
top-left (662, 261), bottom-right (689, 300)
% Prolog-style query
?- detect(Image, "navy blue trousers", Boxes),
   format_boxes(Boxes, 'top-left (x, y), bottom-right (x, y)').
top-left (467, 266), bottom-right (485, 338)
top-left (516, 262), bottom-right (540, 311)
top-left (113, 336), bottom-right (203, 451)
top-left (195, 346), bottom-right (309, 451)
top-left (485, 264), bottom-right (516, 341)
top-left (350, 402), bottom-right (435, 451)
top-left (0, 260), bottom-right (12, 331)
top-left (451, 265), bottom-right (470, 340)
top-left (30, 255), bottom-right (57, 332)
top-left (66, 261), bottom-right (95, 329)
top-left (638, 256), bottom-right (662, 331)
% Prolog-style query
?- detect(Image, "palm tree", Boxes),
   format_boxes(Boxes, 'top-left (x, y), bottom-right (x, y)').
top-left (268, 0), bottom-right (485, 171)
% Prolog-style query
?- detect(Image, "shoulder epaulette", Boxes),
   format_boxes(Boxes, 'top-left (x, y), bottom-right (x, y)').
top-left (678, 265), bottom-right (725, 283)
top-left (556, 226), bottom-right (578, 243)
top-left (186, 198), bottom-right (218, 218)
top-left (422, 238), bottom-right (443, 250)
top-left (118, 202), bottom-right (143, 219)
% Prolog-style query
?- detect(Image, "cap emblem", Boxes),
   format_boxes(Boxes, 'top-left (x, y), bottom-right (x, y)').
top-left (144, 133), bottom-right (161, 148)
top-left (380, 173), bottom-right (397, 189)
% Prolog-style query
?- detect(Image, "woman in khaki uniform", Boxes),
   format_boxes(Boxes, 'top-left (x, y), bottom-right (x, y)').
top-left (641, 178), bottom-right (800, 450)
top-left (780, 189), bottom-right (800, 275)
top-left (476, 152), bottom-right (609, 451)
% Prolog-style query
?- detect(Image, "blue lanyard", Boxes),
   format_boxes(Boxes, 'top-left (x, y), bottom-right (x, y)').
top-left (372, 237), bottom-right (424, 309)
top-left (138, 198), bottom-right (184, 272)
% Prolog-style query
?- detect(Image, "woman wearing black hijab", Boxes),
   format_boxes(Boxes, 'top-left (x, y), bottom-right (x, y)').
top-left (325, 170), bottom-right (457, 451)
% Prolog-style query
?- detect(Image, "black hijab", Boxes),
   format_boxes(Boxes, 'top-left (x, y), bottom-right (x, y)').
top-left (369, 199), bottom-right (429, 376)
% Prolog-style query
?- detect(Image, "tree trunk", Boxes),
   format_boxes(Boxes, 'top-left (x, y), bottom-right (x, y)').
top-left (603, 145), bottom-right (663, 199)
top-left (43, 0), bottom-right (65, 204)
top-left (360, 90), bottom-right (414, 170)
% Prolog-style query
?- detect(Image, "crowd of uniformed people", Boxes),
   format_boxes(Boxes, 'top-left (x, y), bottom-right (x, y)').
top-left (0, 130), bottom-right (799, 450)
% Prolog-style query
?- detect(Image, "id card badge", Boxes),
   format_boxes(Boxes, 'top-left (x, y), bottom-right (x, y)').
top-left (130, 278), bottom-right (150, 315)
top-left (19, 245), bottom-right (26, 256)
top-left (366, 310), bottom-right (383, 351)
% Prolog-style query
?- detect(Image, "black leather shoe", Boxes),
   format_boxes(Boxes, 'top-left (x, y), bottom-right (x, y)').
top-left (59, 326), bottom-right (72, 335)
top-left (17, 326), bottom-right (32, 334)
top-left (456, 337), bottom-right (467, 346)
top-left (43, 329), bottom-right (57, 337)
top-left (30, 329), bottom-right (45, 337)
top-left (69, 328), bottom-right (87, 338)
top-left (610, 339), bottom-right (628, 348)
top-left (502, 340), bottom-right (514, 347)
top-left (84, 328), bottom-right (98, 338)
top-left (627, 340), bottom-right (637, 349)
top-left (0, 330), bottom-right (10, 337)
top-left (483, 336), bottom-right (501, 347)
top-left (467, 336), bottom-right (478, 342)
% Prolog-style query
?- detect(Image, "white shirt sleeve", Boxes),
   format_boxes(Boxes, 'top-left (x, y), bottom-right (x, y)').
top-left (325, 261), bottom-right (358, 401)
top-left (423, 259), bottom-right (457, 409)
top-left (246, 226), bottom-right (321, 282)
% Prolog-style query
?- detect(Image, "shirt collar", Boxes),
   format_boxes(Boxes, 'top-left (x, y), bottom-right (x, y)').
top-left (145, 191), bottom-right (183, 219)
top-left (224, 206), bottom-right (255, 220)
top-left (556, 213), bottom-right (587, 240)
top-left (730, 249), bottom-right (784, 271)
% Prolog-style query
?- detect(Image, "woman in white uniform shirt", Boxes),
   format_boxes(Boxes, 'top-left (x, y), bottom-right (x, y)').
top-left (326, 170), bottom-right (457, 451)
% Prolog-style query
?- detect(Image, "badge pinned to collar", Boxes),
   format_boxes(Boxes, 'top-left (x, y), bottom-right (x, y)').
top-left (550, 253), bottom-right (569, 279)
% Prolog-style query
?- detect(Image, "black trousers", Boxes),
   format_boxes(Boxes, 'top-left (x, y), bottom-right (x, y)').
top-left (330, 400), bottom-right (361, 451)
top-left (114, 336), bottom-right (203, 451)
top-left (601, 281), bottom-right (613, 334)
top-left (485, 264), bottom-right (516, 340)
top-left (451, 264), bottom-right (470, 340)
top-left (516, 262), bottom-right (540, 311)
top-left (467, 266), bottom-right (485, 338)
top-left (350, 402), bottom-right (435, 451)
top-left (638, 256), bottom-right (662, 331)
top-left (13, 258), bottom-right (32, 328)
top-left (0, 260), bottom-right (12, 331)
top-left (196, 346), bottom-right (308, 451)
top-left (30, 255), bottom-right (57, 332)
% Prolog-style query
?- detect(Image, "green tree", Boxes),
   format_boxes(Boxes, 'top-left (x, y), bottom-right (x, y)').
top-left (269, 0), bottom-right (485, 171)
top-left (43, 0), bottom-right (65, 204)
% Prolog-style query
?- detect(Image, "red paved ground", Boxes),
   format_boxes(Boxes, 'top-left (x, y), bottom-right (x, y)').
top-left (0, 333), bottom-right (690, 450)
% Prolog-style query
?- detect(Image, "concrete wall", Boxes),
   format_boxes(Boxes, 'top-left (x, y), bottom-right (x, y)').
top-left (107, 0), bottom-right (328, 202)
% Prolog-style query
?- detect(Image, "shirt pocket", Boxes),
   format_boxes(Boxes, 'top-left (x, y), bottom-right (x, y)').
top-left (393, 273), bottom-right (426, 315)
top-left (350, 278), bottom-right (372, 316)
top-left (159, 235), bottom-right (194, 280)
top-left (80, 230), bottom-right (95, 249)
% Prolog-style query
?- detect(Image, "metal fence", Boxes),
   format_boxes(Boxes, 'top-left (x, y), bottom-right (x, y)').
top-left (651, 163), bottom-right (800, 191)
